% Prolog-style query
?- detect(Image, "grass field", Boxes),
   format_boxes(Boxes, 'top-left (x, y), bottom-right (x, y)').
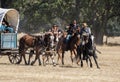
top-left (0, 34), bottom-right (119, 82)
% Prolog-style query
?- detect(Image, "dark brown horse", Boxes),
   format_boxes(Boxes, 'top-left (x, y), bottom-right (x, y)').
top-left (18, 34), bottom-right (45, 65)
top-left (57, 31), bottom-right (81, 65)
top-left (77, 33), bottom-right (100, 68)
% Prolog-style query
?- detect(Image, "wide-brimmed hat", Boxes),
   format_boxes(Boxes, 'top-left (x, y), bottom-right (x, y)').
top-left (53, 24), bottom-right (57, 27)
top-left (82, 23), bottom-right (88, 27)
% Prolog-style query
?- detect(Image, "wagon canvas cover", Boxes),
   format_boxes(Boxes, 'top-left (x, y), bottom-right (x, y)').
top-left (0, 8), bottom-right (19, 33)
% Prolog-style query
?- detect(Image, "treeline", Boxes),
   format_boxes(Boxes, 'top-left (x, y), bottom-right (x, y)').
top-left (0, 0), bottom-right (120, 44)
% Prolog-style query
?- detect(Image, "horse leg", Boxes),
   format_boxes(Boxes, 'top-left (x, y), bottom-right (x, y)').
top-left (70, 51), bottom-right (74, 65)
top-left (73, 49), bottom-right (77, 58)
top-left (88, 56), bottom-right (92, 68)
top-left (73, 49), bottom-right (79, 65)
top-left (76, 51), bottom-right (80, 65)
top-left (31, 50), bottom-right (40, 65)
top-left (80, 53), bottom-right (83, 67)
top-left (31, 48), bottom-right (42, 66)
top-left (81, 60), bottom-right (83, 67)
top-left (83, 50), bottom-right (89, 67)
top-left (76, 47), bottom-right (81, 65)
top-left (28, 55), bottom-right (31, 65)
top-left (62, 51), bottom-right (65, 65)
top-left (36, 49), bottom-right (42, 66)
top-left (45, 55), bottom-right (49, 64)
top-left (86, 58), bottom-right (89, 66)
top-left (42, 55), bottom-right (46, 66)
top-left (50, 54), bottom-right (56, 66)
top-left (57, 52), bottom-right (61, 65)
top-left (93, 52), bottom-right (100, 69)
top-left (22, 52), bottom-right (28, 65)
top-left (31, 55), bottom-right (37, 65)
top-left (28, 50), bottom-right (34, 65)
top-left (28, 54), bottom-right (32, 65)
top-left (38, 55), bottom-right (41, 66)
top-left (85, 52), bottom-right (89, 66)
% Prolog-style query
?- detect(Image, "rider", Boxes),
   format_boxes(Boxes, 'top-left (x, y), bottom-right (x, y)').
top-left (66, 20), bottom-right (79, 42)
top-left (5, 24), bottom-right (14, 33)
top-left (72, 19), bottom-right (79, 30)
top-left (0, 19), bottom-right (14, 33)
top-left (80, 23), bottom-right (91, 36)
top-left (47, 24), bottom-right (60, 47)
top-left (65, 20), bottom-right (79, 50)
top-left (80, 23), bottom-right (93, 60)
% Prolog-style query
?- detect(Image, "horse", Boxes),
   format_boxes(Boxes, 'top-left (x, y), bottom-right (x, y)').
top-left (77, 33), bottom-right (100, 68)
top-left (42, 33), bottom-right (57, 66)
top-left (18, 34), bottom-right (45, 65)
top-left (56, 31), bottom-right (81, 65)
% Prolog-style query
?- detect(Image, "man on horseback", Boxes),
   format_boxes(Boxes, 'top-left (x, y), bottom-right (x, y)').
top-left (65, 20), bottom-right (79, 50)
top-left (79, 23), bottom-right (98, 60)
top-left (48, 25), bottom-right (60, 42)
top-left (80, 23), bottom-right (91, 36)
top-left (76, 23), bottom-right (100, 68)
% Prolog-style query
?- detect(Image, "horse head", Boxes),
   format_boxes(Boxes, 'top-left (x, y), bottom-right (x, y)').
top-left (34, 35), bottom-right (45, 47)
top-left (44, 33), bottom-right (55, 48)
top-left (81, 32), bottom-right (89, 45)
top-left (72, 33), bottom-right (81, 46)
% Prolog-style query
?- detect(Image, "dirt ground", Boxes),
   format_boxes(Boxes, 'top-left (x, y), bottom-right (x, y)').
top-left (0, 34), bottom-right (120, 82)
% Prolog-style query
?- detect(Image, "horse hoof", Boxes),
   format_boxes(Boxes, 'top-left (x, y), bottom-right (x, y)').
top-left (56, 63), bottom-right (59, 65)
top-left (77, 62), bottom-right (79, 66)
top-left (31, 61), bottom-right (34, 65)
top-left (25, 63), bottom-right (28, 65)
top-left (97, 67), bottom-right (100, 69)
top-left (43, 64), bottom-right (46, 66)
top-left (26, 64), bottom-right (29, 65)
top-left (53, 63), bottom-right (56, 67)
top-left (81, 64), bottom-right (83, 67)
top-left (90, 64), bottom-right (92, 68)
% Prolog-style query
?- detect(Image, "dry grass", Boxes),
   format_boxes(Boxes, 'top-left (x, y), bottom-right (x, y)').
top-left (0, 34), bottom-right (120, 82)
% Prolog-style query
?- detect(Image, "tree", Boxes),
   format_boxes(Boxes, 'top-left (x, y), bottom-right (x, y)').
top-left (0, 0), bottom-right (13, 8)
top-left (76, 0), bottom-right (120, 44)
top-left (4, 0), bottom-right (120, 44)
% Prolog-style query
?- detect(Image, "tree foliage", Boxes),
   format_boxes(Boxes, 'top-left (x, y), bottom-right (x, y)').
top-left (1, 0), bottom-right (120, 44)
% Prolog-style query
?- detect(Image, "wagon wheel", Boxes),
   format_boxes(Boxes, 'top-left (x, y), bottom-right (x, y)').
top-left (8, 53), bottom-right (22, 64)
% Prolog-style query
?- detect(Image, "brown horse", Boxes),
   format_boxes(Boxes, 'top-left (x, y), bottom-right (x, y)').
top-left (42, 33), bottom-right (57, 66)
top-left (18, 34), bottom-right (45, 65)
top-left (57, 31), bottom-right (81, 65)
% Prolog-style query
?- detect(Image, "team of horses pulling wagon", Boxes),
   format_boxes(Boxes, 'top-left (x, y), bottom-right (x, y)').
top-left (0, 8), bottom-right (100, 68)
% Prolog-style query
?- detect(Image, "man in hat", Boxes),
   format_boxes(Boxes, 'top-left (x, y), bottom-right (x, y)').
top-left (80, 23), bottom-right (91, 36)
